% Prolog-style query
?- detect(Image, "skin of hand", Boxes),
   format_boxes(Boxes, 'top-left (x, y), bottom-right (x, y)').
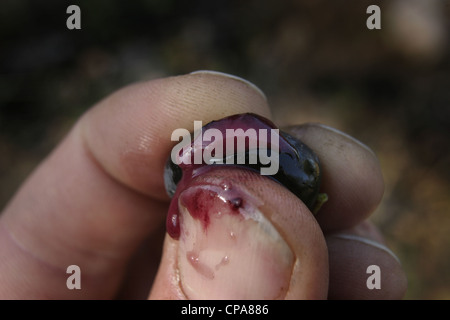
top-left (0, 71), bottom-right (407, 299)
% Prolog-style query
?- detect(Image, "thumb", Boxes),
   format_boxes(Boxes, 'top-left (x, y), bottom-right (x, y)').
top-left (0, 71), bottom-right (271, 299)
top-left (149, 167), bottom-right (329, 300)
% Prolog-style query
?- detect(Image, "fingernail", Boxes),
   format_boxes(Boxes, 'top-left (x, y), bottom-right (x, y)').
top-left (330, 233), bottom-right (401, 264)
top-left (315, 124), bottom-right (376, 157)
top-left (190, 70), bottom-right (267, 101)
top-left (176, 182), bottom-right (293, 299)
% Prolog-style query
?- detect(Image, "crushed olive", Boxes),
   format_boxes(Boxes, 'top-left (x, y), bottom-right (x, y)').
top-left (164, 113), bottom-right (324, 211)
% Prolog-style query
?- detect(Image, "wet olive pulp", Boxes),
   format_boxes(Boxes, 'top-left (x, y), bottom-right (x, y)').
top-left (164, 113), bottom-right (324, 239)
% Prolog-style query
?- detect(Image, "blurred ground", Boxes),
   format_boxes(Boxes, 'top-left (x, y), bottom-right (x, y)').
top-left (0, 0), bottom-right (449, 299)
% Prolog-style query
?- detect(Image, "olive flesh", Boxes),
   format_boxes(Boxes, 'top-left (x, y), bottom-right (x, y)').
top-left (164, 113), bottom-right (322, 211)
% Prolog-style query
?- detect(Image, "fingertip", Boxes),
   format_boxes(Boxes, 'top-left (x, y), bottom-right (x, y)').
top-left (286, 124), bottom-right (385, 231)
top-left (149, 168), bottom-right (328, 300)
top-left (189, 70), bottom-right (268, 102)
top-left (81, 72), bottom-right (271, 199)
top-left (326, 234), bottom-right (407, 300)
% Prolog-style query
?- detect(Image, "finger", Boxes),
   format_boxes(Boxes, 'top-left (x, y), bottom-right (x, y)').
top-left (0, 71), bottom-right (270, 299)
top-left (115, 224), bottom-right (165, 299)
top-left (149, 167), bottom-right (329, 300)
top-left (81, 71), bottom-right (271, 200)
top-left (326, 221), bottom-right (407, 299)
top-left (285, 124), bottom-right (385, 232)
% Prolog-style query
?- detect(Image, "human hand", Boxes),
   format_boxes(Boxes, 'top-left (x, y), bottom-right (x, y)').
top-left (0, 71), bottom-right (407, 299)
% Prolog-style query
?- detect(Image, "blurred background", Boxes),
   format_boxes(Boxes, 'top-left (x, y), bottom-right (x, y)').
top-left (0, 0), bottom-right (449, 299)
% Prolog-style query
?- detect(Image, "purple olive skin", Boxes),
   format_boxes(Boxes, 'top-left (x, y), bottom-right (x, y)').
top-left (164, 113), bottom-right (322, 238)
